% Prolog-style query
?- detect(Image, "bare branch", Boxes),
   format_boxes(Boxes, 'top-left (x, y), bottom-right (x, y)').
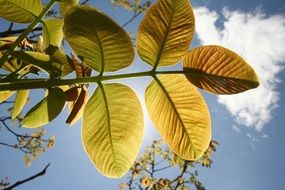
top-left (3, 163), bottom-right (50, 190)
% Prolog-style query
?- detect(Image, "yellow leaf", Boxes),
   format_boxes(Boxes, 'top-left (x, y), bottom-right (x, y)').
top-left (12, 90), bottom-right (29, 119)
top-left (42, 19), bottom-right (64, 49)
top-left (137, 0), bottom-right (195, 67)
top-left (82, 83), bottom-right (143, 178)
top-left (0, 91), bottom-right (14, 103)
top-left (145, 75), bottom-right (211, 160)
top-left (64, 5), bottom-right (134, 72)
top-left (0, 0), bottom-right (42, 23)
top-left (183, 45), bottom-right (259, 94)
top-left (22, 87), bottom-right (66, 128)
top-left (59, 0), bottom-right (79, 16)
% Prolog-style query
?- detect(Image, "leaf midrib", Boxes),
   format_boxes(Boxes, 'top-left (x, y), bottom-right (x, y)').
top-left (153, 76), bottom-right (197, 156)
top-left (153, 0), bottom-right (176, 69)
top-left (93, 28), bottom-right (105, 73)
top-left (98, 83), bottom-right (118, 171)
top-left (183, 67), bottom-right (259, 87)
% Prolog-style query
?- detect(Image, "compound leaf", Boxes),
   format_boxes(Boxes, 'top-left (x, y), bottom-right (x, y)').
top-left (64, 5), bottom-right (134, 72)
top-left (137, 0), bottom-right (195, 67)
top-left (0, 0), bottom-right (42, 23)
top-left (145, 74), bottom-right (211, 160)
top-left (183, 45), bottom-right (259, 94)
top-left (22, 87), bottom-right (65, 128)
top-left (83, 83), bottom-right (143, 178)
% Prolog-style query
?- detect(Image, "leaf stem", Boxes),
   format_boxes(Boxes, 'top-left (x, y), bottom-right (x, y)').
top-left (0, 70), bottom-right (190, 91)
top-left (0, 0), bottom-right (58, 68)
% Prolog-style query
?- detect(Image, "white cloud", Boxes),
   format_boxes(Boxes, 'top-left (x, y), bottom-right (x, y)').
top-left (262, 134), bottom-right (269, 139)
top-left (194, 7), bottom-right (285, 131)
top-left (231, 125), bottom-right (241, 132)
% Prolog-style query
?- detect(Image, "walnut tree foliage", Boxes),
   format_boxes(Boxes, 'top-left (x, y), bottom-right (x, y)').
top-left (0, 0), bottom-right (259, 179)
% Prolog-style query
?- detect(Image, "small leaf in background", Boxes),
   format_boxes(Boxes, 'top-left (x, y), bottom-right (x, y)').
top-left (0, 0), bottom-right (43, 23)
top-left (83, 83), bottom-right (144, 178)
top-left (71, 53), bottom-right (92, 78)
top-left (145, 75), bottom-right (211, 160)
top-left (66, 86), bottom-right (88, 126)
top-left (12, 90), bottom-right (29, 119)
top-left (137, 0), bottom-right (195, 67)
top-left (64, 5), bottom-right (134, 72)
top-left (22, 87), bottom-right (66, 128)
top-left (42, 19), bottom-right (64, 49)
top-left (183, 45), bottom-right (259, 94)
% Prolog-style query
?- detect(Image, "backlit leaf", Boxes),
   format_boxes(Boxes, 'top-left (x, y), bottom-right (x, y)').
top-left (49, 49), bottom-right (74, 77)
top-left (0, 91), bottom-right (14, 103)
top-left (59, 0), bottom-right (79, 16)
top-left (83, 83), bottom-right (143, 178)
top-left (10, 51), bottom-right (60, 73)
top-left (22, 87), bottom-right (66, 128)
top-left (12, 90), bottom-right (29, 119)
top-left (145, 74), bottom-right (211, 160)
top-left (183, 45), bottom-right (259, 94)
top-left (137, 0), bottom-right (195, 67)
top-left (42, 19), bottom-right (64, 49)
top-left (0, 0), bottom-right (42, 23)
top-left (64, 5), bottom-right (134, 72)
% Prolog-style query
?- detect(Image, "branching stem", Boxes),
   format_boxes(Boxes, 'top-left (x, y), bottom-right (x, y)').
top-left (0, 69), bottom-right (198, 91)
top-left (0, 0), bottom-right (57, 68)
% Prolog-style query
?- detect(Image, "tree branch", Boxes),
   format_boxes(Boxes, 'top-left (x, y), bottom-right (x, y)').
top-left (172, 161), bottom-right (189, 190)
top-left (0, 27), bottom-right (42, 38)
top-left (3, 163), bottom-right (50, 190)
top-left (122, 11), bottom-right (143, 28)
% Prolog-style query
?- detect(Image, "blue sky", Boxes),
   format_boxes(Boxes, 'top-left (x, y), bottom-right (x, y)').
top-left (1, 0), bottom-right (285, 189)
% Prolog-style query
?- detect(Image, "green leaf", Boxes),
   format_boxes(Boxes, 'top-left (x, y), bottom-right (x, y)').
top-left (64, 5), bottom-right (134, 72)
top-left (12, 90), bottom-right (29, 119)
top-left (22, 87), bottom-right (66, 128)
top-left (183, 45), bottom-right (259, 94)
top-left (0, 0), bottom-right (43, 23)
top-left (0, 91), bottom-right (14, 103)
top-left (0, 37), bottom-right (21, 72)
top-left (83, 83), bottom-right (143, 178)
top-left (42, 19), bottom-right (64, 49)
top-left (59, 0), bottom-right (79, 15)
top-left (137, 0), bottom-right (195, 67)
top-left (145, 74), bottom-right (211, 160)
top-left (49, 49), bottom-right (74, 77)
top-left (10, 51), bottom-right (65, 77)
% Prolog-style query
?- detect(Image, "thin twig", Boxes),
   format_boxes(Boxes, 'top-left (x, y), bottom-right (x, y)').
top-left (154, 165), bottom-right (172, 172)
top-left (81, 0), bottom-right (90, 5)
top-left (3, 163), bottom-right (50, 190)
top-left (172, 161), bottom-right (189, 190)
top-left (122, 11), bottom-right (143, 28)
top-left (0, 27), bottom-right (42, 38)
